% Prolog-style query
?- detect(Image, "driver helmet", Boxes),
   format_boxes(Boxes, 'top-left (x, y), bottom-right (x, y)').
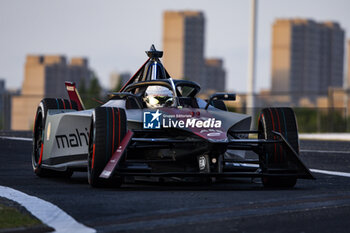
top-left (144, 85), bottom-right (173, 108)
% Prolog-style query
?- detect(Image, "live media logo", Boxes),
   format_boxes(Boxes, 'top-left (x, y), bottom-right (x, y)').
top-left (143, 110), bottom-right (162, 129)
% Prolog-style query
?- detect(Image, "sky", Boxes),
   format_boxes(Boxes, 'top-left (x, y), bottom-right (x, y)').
top-left (0, 0), bottom-right (350, 93)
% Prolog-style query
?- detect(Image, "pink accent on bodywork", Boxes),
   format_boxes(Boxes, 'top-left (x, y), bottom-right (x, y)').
top-left (160, 108), bottom-right (227, 142)
top-left (99, 130), bottom-right (134, 179)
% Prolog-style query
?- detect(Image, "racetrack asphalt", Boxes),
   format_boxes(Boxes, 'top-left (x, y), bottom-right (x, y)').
top-left (1, 136), bottom-right (350, 233)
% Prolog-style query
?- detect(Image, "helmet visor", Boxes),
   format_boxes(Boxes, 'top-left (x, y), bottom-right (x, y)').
top-left (147, 95), bottom-right (173, 107)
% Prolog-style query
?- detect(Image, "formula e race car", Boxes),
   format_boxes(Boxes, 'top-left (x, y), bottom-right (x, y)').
top-left (32, 45), bottom-right (314, 188)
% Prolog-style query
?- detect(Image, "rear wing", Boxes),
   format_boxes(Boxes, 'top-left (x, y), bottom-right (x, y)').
top-left (65, 81), bottom-right (85, 110)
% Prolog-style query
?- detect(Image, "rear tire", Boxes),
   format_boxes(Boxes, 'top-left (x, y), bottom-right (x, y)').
top-left (258, 107), bottom-right (299, 188)
top-left (88, 107), bottom-right (127, 188)
top-left (32, 98), bottom-right (78, 177)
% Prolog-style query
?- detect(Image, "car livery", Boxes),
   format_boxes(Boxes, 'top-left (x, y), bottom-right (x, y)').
top-left (32, 45), bottom-right (314, 188)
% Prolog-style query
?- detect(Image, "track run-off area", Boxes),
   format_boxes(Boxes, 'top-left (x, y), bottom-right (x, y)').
top-left (1, 135), bottom-right (350, 233)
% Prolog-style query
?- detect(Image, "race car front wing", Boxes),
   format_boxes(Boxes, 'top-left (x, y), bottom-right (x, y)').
top-left (99, 130), bottom-right (315, 180)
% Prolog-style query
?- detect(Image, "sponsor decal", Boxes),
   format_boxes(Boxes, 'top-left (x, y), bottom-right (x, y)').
top-left (199, 129), bottom-right (225, 137)
top-left (143, 110), bottom-right (222, 129)
top-left (55, 128), bottom-right (89, 149)
top-left (46, 122), bottom-right (51, 141)
top-left (66, 86), bottom-right (75, 91)
top-left (143, 110), bottom-right (162, 129)
top-left (162, 117), bottom-right (221, 128)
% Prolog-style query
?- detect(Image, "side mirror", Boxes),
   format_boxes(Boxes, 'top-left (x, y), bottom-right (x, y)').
top-left (205, 93), bottom-right (236, 110)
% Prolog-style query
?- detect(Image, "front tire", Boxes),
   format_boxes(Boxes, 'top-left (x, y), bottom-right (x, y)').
top-left (88, 107), bottom-right (127, 187)
top-left (258, 107), bottom-right (299, 188)
top-left (32, 98), bottom-right (78, 177)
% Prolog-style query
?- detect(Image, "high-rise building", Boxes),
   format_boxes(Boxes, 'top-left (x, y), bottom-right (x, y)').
top-left (0, 79), bottom-right (12, 130)
top-left (163, 11), bottom-right (205, 84)
top-left (109, 72), bottom-right (131, 91)
top-left (271, 19), bottom-right (345, 104)
top-left (12, 55), bottom-right (92, 130)
top-left (0, 79), bottom-right (5, 113)
top-left (0, 79), bottom-right (5, 129)
top-left (347, 40), bottom-right (350, 88)
top-left (203, 59), bottom-right (226, 92)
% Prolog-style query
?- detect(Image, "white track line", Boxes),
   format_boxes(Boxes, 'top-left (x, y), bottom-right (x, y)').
top-left (300, 133), bottom-right (350, 141)
top-left (310, 169), bottom-right (350, 178)
top-left (0, 186), bottom-right (95, 233)
top-left (0, 136), bottom-right (32, 141)
top-left (301, 149), bottom-right (350, 154)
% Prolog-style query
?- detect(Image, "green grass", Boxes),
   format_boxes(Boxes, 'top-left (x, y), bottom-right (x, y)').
top-left (0, 204), bottom-right (41, 229)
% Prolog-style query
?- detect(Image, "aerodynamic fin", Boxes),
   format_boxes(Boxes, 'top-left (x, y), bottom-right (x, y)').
top-left (64, 81), bottom-right (85, 110)
top-left (99, 130), bottom-right (134, 179)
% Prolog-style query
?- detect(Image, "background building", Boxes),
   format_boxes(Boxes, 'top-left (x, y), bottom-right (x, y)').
top-left (12, 55), bottom-right (92, 130)
top-left (0, 79), bottom-right (12, 130)
top-left (0, 79), bottom-right (5, 118)
top-left (163, 10), bottom-right (226, 94)
top-left (163, 11), bottom-right (205, 84)
top-left (0, 80), bottom-right (6, 129)
top-left (348, 40), bottom-right (350, 88)
top-left (202, 59), bottom-right (226, 92)
top-left (109, 72), bottom-right (131, 91)
top-left (271, 19), bottom-right (345, 105)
